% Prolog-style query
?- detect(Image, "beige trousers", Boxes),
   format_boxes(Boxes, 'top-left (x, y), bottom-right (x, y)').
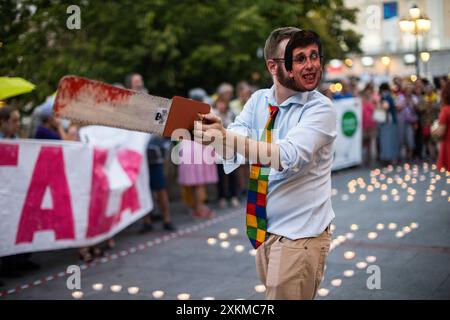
top-left (255, 227), bottom-right (332, 300)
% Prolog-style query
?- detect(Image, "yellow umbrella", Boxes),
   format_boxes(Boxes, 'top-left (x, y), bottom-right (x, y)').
top-left (0, 77), bottom-right (36, 100)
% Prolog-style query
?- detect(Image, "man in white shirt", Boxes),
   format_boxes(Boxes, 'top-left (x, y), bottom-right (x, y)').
top-left (194, 28), bottom-right (337, 299)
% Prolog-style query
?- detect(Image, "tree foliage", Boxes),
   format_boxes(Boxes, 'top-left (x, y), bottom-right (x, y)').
top-left (0, 0), bottom-right (361, 107)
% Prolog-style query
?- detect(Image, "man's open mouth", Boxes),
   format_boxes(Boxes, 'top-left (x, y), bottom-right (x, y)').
top-left (302, 73), bottom-right (316, 81)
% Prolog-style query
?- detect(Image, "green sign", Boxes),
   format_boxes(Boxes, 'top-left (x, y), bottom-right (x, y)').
top-left (342, 111), bottom-right (358, 137)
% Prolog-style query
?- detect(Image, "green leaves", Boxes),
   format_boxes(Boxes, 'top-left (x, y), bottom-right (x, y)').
top-left (0, 0), bottom-right (361, 108)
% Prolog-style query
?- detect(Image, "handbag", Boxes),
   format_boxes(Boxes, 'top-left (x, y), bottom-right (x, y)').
top-left (431, 120), bottom-right (446, 141)
top-left (373, 107), bottom-right (387, 124)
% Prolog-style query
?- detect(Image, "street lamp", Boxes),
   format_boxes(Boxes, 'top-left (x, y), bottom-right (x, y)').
top-left (420, 51), bottom-right (431, 77)
top-left (399, 4), bottom-right (431, 77)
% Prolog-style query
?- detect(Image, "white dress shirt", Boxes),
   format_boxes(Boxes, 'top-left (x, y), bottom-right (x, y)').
top-left (223, 85), bottom-right (337, 239)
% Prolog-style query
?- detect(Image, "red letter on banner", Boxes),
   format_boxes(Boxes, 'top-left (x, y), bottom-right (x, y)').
top-left (86, 148), bottom-right (142, 238)
top-left (0, 143), bottom-right (19, 166)
top-left (16, 146), bottom-right (75, 243)
top-left (117, 149), bottom-right (142, 214)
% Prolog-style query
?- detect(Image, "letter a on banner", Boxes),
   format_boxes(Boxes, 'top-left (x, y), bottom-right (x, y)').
top-left (86, 148), bottom-right (142, 238)
top-left (16, 146), bottom-right (75, 243)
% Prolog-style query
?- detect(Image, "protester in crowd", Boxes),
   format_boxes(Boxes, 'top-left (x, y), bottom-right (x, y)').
top-left (417, 83), bottom-right (439, 160)
top-left (361, 84), bottom-right (378, 166)
top-left (212, 97), bottom-right (240, 209)
top-left (0, 105), bottom-right (40, 283)
top-left (177, 89), bottom-right (218, 218)
top-left (378, 83), bottom-right (399, 164)
top-left (230, 81), bottom-right (252, 116)
top-left (396, 83), bottom-right (418, 161)
top-left (216, 82), bottom-right (234, 105)
top-left (34, 100), bottom-right (67, 140)
top-left (123, 73), bottom-right (176, 232)
top-left (436, 81), bottom-right (450, 171)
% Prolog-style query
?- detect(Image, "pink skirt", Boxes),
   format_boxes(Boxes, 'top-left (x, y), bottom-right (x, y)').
top-left (178, 140), bottom-right (218, 186)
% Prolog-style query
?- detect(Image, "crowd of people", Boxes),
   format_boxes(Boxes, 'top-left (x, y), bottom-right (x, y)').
top-left (1, 71), bottom-right (449, 287)
top-left (320, 75), bottom-right (450, 169)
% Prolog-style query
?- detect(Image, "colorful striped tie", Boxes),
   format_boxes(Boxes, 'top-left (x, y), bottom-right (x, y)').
top-left (246, 103), bottom-right (279, 249)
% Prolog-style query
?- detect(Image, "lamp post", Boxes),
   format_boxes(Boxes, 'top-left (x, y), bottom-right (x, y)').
top-left (399, 4), bottom-right (431, 77)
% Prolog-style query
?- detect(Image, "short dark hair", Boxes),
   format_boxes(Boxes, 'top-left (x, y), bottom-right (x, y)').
top-left (379, 82), bottom-right (391, 92)
top-left (0, 105), bottom-right (17, 123)
top-left (442, 81), bottom-right (450, 106)
top-left (284, 30), bottom-right (323, 71)
top-left (264, 27), bottom-right (301, 61)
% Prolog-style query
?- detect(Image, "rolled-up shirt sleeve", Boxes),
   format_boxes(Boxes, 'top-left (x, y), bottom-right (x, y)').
top-left (274, 99), bottom-right (337, 180)
top-left (221, 95), bottom-right (255, 174)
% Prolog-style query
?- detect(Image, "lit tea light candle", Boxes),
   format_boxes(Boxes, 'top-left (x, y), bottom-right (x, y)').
top-left (218, 232), bottom-right (228, 240)
top-left (407, 195), bottom-right (414, 202)
top-left (343, 270), bottom-right (354, 277)
top-left (387, 178), bottom-right (393, 184)
top-left (403, 226), bottom-right (412, 233)
top-left (366, 256), bottom-right (377, 263)
top-left (331, 188), bottom-right (338, 196)
top-left (350, 224), bottom-right (359, 231)
top-left (220, 241), bottom-right (230, 249)
top-left (349, 188), bottom-right (356, 194)
top-left (374, 183), bottom-right (381, 189)
top-left (356, 261), bottom-right (368, 269)
top-left (317, 288), bottom-right (329, 297)
top-left (359, 194), bottom-right (366, 201)
top-left (92, 283), bottom-right (103, 291)
top-left (249, 249), bottom-right (257, 256)
top-left (410, 222), bottom-right (419, 229)
top-left (202, 297), bottom-right (215, 300)
top-left (367, 185), bottom-right (374, 192)
top-left (426, 196), bottom-right (433, 202)
top-left (234, 245), bottom-right (245, 253)
top-left (426, 190), bottom-right (433, 196)
top-left (395, 231), bottom-right (404, 238)
top-left (72, 291), bottom-right (83, 299)
top-left (391, 189), bottom-right (398, 195)
top-left (436, 175), bottom-right (441, 181)
top-left (110, 285), bottom-right (122, 293)
top-left (401, 183), bottom-right (407, 189)
top-left (152, 290), bottom-right (165, 299)
top-left (441, 191), bottom-right (448, 197)
top-left (344, 251), bottom-right (356, 260)
top-left (411, 178), bottom-right (417, 184)
top-left (388, 223), bottom-right (397, 230)
top-left (376, 223), bottom-right (384, 230)
top-left (254, 285), bottom-right (266, 293)
top-left (330, 224), bottom-right (336, 231)
top-left (207, 238), bottom-right (217, 245)
top-left (337, 235), bottom-right (347, 243)
top-left (229, 228), bottom-right (238, 236)
top-left (381, 195), bottom-right (388, 202)
top-left (368, 232), bottom-right (378, 240)
top-left (393, 195), bottom-right (400, 202)
top-left (331, 279), bottom-right (342, 287)
top-left (429, 185), bottom-right (436, 191)
top-left (177, 293), bottom-right (191, 300)
top-left (381, 184), bottom-right (388, 191)
top-left (128, 287), bottom-right (139, 295)
top-left (345, 232), bottom-right (354, 240)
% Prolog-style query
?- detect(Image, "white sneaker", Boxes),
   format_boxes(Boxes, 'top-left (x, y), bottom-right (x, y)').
top-left (231, 197), bottom-right (240, 208)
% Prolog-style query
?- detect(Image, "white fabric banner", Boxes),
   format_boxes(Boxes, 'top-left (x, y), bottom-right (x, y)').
top-left (0, 127), bottom-right (152, 257)
top-left (332, 97), bottom-right (363, 171)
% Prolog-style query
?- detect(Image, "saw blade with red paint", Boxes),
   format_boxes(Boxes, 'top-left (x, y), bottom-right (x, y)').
top-left (54, 76), bottom-right (210, 137)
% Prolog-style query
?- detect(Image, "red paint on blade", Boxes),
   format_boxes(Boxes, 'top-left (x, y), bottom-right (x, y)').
top-left (54, 76), bottom-right (133, 114)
